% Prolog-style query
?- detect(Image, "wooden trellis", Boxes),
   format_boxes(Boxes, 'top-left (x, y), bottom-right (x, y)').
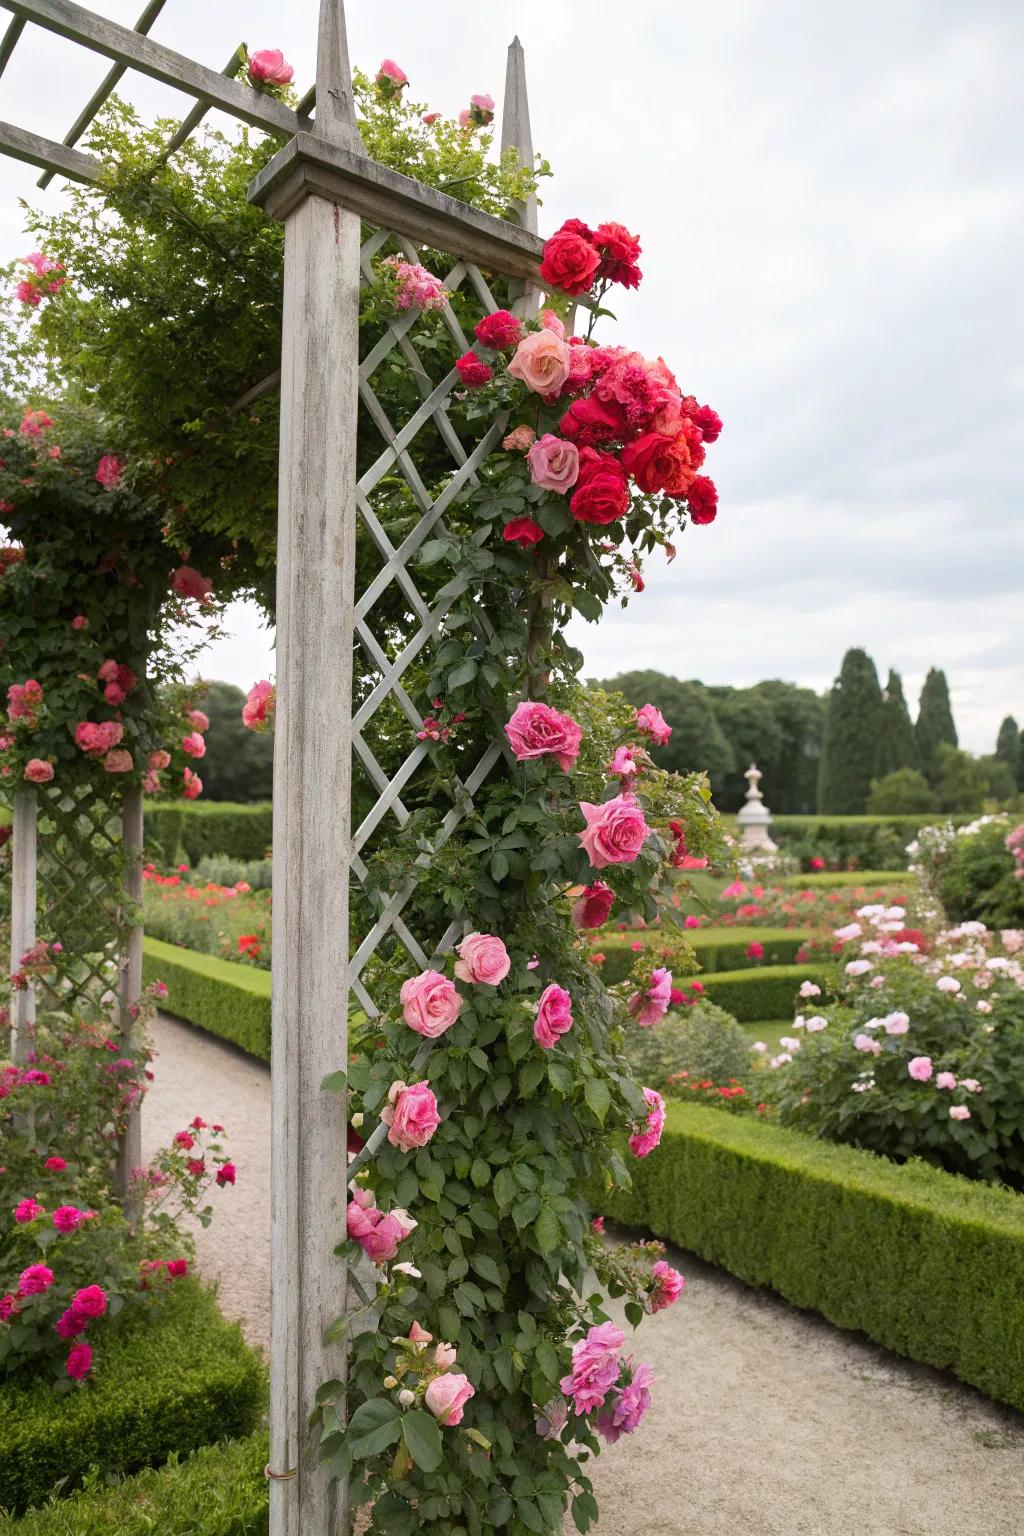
top-left (0, 4), bottom-right (544, 1531)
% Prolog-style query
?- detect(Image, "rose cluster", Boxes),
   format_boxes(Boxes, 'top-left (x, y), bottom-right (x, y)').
top-left (14, 251), bottom-right (65, 308)
top-left (558, 1322), bottom-right (654, 1444)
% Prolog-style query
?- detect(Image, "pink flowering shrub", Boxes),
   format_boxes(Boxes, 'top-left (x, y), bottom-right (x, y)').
top-left (765, 916), bottom-right (1024, 1187)
top-left (0, 973), bottom-right (235, 1382)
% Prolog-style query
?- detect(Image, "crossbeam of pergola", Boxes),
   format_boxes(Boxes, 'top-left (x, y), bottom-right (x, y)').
top-left (0, 5), bottom-right (544, 1533)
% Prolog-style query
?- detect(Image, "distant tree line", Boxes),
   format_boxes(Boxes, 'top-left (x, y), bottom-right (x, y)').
top-left (593, 656), bottom-right (1023, 816)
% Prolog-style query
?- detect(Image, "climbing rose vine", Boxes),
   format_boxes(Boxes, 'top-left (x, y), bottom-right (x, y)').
top-left (314, 203), bottom-right (724, 1535)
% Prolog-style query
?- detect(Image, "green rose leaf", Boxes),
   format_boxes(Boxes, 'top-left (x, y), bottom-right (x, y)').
top-left (402, 1408), bottom-right (443, 1473)
top-left (347, 1398), bottom-right (402, 1460)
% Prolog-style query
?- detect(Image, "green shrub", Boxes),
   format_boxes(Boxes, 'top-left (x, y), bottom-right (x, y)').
top-left (0, 1434), bottom-right (269, 1534)
top-left (696, 965), bottom-right (828, 1022)
top-left (596, 927), bottom-right (809, 984)
top-left (621, 1001), bottom-right (750, 1091)
top-left (144, 803), bottom-right (273, 865)
top-left (768, 814), bottom-right (975, 873)
top-left (0, 1282), bottom-right (265, 1514)
top-left (866, 769), bottom-right (936, 816)
top-left (142, 938), bottom-right (272, 1060)
top-left (925, 817), bottom-right (1024, 930)
top-left (600, 1102), bottom-right (1024, 1414)
top-left (778, 869), bottom-right (914, 889)
top-left (143, 881), bottom-right (271, 968)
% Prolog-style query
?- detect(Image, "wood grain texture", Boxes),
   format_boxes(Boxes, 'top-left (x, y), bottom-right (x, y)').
top-left (249, 135), bottom-right (545, 280)
top-left (0, 116), bottom-right (101, 182)
top-left (268, 191), bottom-right (361, 1536)
top-left (0, 0), bottom-right (298, 136)
top-left (116, 787), bottom-right (144, 1209)
top-left (9, 789), bottom-right (37, 1062)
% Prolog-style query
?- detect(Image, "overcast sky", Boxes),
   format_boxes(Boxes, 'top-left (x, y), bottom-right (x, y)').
top-left (1, 0), bottom-right (1021, 752)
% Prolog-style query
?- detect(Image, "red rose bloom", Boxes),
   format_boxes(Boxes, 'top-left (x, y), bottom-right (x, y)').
top-left (455, 352), bottom-right (493, 388)
top-left (503, 517), bottom-right (545, 548)
top-left (572, 881), bottom-right (615, 929)
top-left (694, 403), bottom-right (722, 443)
top-left (539, 224), bottom-right (601, 297)
top-left (559, 395), bottom-right (631, 445)
top-left (686, 475), bottom-right (718, 525)
top-left (594, 221), bottom-right (643, 289)
top-left (474, 310), bottom-right (523, 350)
top-left (620, 430), bottom-right (697, 495)
top-left (570, 448), bottom-right (629, 525)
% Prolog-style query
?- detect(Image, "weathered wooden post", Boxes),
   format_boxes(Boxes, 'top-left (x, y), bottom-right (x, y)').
top-left (116, 784), bottom-right (144, 1205)
top-left (9, 786), bottom-right (37, 1063)
top-left (257, 4), bottom-right (364, 1530)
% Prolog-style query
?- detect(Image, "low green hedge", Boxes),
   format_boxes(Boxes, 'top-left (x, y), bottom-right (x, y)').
top-left (596, 927), bottom-right (811, 984)
top-left (0, 1282), bottom-right (266, 1515)
top-left (143, 937), bottom-right (272, 1061)
top-left (0, 1435), bottom-right (269, 1534)
top-left (767, 815), bottom-right (975, 872)
top-left (601, 1102), bottom-right (1024, 1414)
top-left (779, 869), bottom-right (915, 889)
top-left (144, 803), bottom-right (273, 866)
top-left (696, 965), bottom-right (827, 1023)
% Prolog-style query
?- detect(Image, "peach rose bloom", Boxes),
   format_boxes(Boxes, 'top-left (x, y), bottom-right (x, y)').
top-left (507, 331), bottom-right (572, 394)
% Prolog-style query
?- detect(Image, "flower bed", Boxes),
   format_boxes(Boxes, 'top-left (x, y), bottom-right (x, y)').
top-left (142, 938), bottom-right (272, 1061)
top-left (599, 1101), bottom-right (1024, 1415)
top-left (0, 1434), bottom-right (269, 1535)
top-left (142, 868), bottom-right (271, 968)
top-left (0, 1281), bottom-right (265, 1514)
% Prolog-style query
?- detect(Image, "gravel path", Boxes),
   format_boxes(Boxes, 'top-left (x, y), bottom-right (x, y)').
top-left (144, 1013), bottom-right (1024, 1536)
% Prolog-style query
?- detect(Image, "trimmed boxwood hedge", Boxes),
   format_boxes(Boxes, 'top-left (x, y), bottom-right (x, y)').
top-left (0, 1282), bottom-right (266, 1515)
top-left (0, 1434), bottom-right (269, 1534)
top-left (697, 965), bottom-right (827, 1023)
top-left (601, 1102), bottom-right (1024, 1414)
top-left (144, 802), bottom-right (273, 866)
top-left (779, 869), bottom-right (915, 889)
top-left (596, 927), bottom-right (811, 984)
top-left (143, 937), bottom-right (272, 1061)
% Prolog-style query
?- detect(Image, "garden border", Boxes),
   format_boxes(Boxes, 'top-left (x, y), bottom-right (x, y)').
top-left (142, 937), bottom-right (271, 1061)
top-left (602, 1101), bottom-right (1024, 1413)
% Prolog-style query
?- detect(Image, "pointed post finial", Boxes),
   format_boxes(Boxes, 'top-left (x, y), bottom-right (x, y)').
top-left (501, 36), bottom-right (537, 234)
top-left (315, 0), bottom-right (365, 151)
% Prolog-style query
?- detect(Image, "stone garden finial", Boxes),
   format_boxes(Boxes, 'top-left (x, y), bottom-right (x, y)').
top-left (737, 762), bottom-right (778, 852)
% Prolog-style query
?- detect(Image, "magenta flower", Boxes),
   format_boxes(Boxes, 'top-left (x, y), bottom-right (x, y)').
top-left (578, 795), bottom-right (651, 869)
top-left (13, 1198), bottom-right (45, 1224)
top-left (534, 984), bottom-right (574, 1049)
top-left (627, 968), bottom-right (672, 1027)
top-left (380, 1080), bottom-right (441, 1152)
top-left (17, 1264), bottom-right (55, 1296)
top-left (560, 1322), bottom-right (624, 1415)
top-left (248, 48), bottom-right (294, 87)
top-left (628, 1088), bottom-right (666, 1159)
top-left (634, 703), bottom-right (671, 746)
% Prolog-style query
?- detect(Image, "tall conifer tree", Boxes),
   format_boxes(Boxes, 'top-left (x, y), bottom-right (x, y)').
top-left (817, 648), bottom-right (884, 813)
top-left (876, 669), bottom-right (919, 777)
top-left (995, 714), bottom-right (1021, 786)
top-left (915, 668), bottom-right (958, 785)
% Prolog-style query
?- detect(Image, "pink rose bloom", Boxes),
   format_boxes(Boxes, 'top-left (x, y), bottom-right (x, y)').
top-left (527, 433), bottom-right (580, 494)
top-left (149, 749), bottom-right (171, 770)
top-left (23, 759), bottom-right (54, 783)
top-left (103, 749), bottom-right (133, 774)
top-left (381, 1080), bottom-right (441, 1152)
top-left (181, 731), bottom-right (206, 759)
top-left (746, 941), bottom-right (765, 961)
top-left (560, 1321), bottom-right (624, 1415)
top-left (94, 454), bottom-right (123, 490)
top-left (70, 1284), bottom-right (106, 1319)
top-left (540, 309), bottom-right (566, 337)
top-left (71, 614), bottom-right (87, 631)
top-left (572, 881), bottom-right (615, 930)
top-left (182, 768), bottom-right (203, 799)
top-left (187, 710), bottom-right (209, 732)
top-left (66, 1342), bottom-right (93, 1379)
top-left (634, 703), bottom-right (671, 746)
top-left (425, 1371), bottom-right (476, 1426)
top-left (249, 48), bottom-right (294, 85)
top-left (949, 1104), bottom-right (971, 1121)
top-left (596, 1360), bottom-right (654, 1443)
top-left (14, 1198), bottom-right (45, 1223)
top-left (242, 680), bottom-right (275, 731)
top-left (579, 794), bottom-right (651, 869)
top-left (908, 1056), bottom-right (933, 1083)
top-left (142, 770), bottom-right (161, 794)
top-left (935, 1071), bottom-right (957, 1090)
top-left (361, 1211), bottom-right (409, 1265)
top-left (534, 983), bottom-right (573, 1049)
top-left (171, 565), bottom-right (214, 602)
top-left (434, 1341), bottom-right (458, 1369)
top-left (505, 701), bottom-right (582, 772)
top-left (55, 1307), bottom-right (86, 1339)
top-left (627, 967), bottom-right (672, 1027)
top-left (17, 1264), bottom-right (55, 1296)
top-left (507, 331), bottom-right (572, 395)
top-left (629, 1087), bottom-right (666, 1158)
top-left (607, 746), bottom-right (642, 781)
top-left (454, 933), bottom-right (511, 986)
top-left (52, 1204), bottom-right (89, 1232)
top-left (375, 58), bottom-right (408, 93)
top-left (400, 970), bottom-right (463, 1037)
top-left (503, 425), bottom-right (536, 452)
top-left (649, 1260), bottom-right (684, 1313)
top-left (408, 1320), bottom-right (433, 1348)
top-left (346, 1196), bottom-right (379, 1243)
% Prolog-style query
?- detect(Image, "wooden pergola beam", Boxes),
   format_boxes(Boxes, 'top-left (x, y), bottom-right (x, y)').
top-left (0, 115), bottom-right (101, 181)
top-left (0, 0), bottom-right (299, 137)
